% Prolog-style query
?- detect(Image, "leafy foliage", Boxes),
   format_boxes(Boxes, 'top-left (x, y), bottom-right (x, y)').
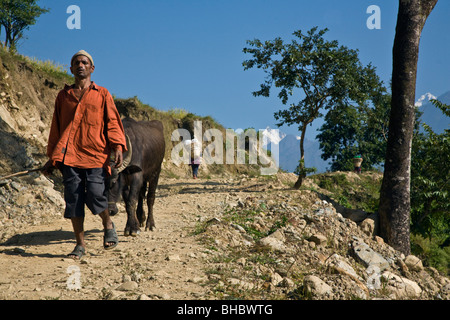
top-left (243, 27), bottom-right (382, 187)
top-left (409, 99), bottom-right (449, 275)
top-left (317, 103), bottom-right (367, 171)
top-left (317, 91), bottom-right (390, 171)
top-left (0, 0), bottom-right (49, 51)
top-left (311, 172), bottom-right (382, 213)
top-left (411, 234), bottom-right (450, 276)
top-left (410, 99), bottom-right (449, 242)
top-left (313, 96), bottom-right (448, 271)
top-left (293, 159), bottom-right (316, 177)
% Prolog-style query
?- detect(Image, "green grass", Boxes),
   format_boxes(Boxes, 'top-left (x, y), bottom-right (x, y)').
top-left (24, 56), bottom-right (72, 79)
top-left (311, 172), bottom-right (382, 213)
top-left (0, 46), bottom-right (73, 83)
top-left (165, 107), bottom-right (189, 119)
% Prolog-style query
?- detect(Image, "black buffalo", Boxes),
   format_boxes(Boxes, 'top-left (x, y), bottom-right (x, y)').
top-left (108, 117), bottom-right (165, 236)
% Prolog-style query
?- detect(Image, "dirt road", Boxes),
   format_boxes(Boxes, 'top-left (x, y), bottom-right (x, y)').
top-left (0, 177), bottom-right (240, 300)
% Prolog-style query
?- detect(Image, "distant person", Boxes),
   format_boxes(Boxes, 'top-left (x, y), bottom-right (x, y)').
top-left (353, 155), bottom-right (363, 174)
top-left (42, 50), bottom-right (127, 260)
top-left (187, 138), bottom-right (202, 179)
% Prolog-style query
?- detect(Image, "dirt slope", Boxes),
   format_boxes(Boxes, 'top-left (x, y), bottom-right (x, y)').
top-left (1, 172), bottom-right (449, 301)
top-left (0, 176), bottom-right (223, 300)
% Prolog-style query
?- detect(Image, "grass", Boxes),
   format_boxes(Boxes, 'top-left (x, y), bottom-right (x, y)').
top-left (311, 172), bottom-right (382, 213)
top-left (165, 107), bottom-right (189, 119)
top-left (24, 56), bottom-right (73, 81)
top-left (0, 46), bottom-right (73, 84)
top-left (220, 204), bottom-right (289, 242)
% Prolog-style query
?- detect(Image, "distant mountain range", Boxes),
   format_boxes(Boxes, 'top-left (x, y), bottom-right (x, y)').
top-left (417, 90), bottom-right (450, 134)
top-left (277, 134), bottom-right (328, 174)
top-left (270, 90), bottom-right (449, 174)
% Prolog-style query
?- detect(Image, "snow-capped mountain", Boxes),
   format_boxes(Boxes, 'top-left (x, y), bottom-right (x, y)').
top-left (415, 92), bottom-right (437, 107)
top-left (416, 91), bottom-right (449, 133)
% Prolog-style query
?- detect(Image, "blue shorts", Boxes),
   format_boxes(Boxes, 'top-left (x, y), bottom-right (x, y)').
top-left (61, 165), bottom-right (108, 218)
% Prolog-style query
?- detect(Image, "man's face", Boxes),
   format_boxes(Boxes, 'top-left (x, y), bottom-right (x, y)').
top-left (70, 55), bottom-right (94, 79)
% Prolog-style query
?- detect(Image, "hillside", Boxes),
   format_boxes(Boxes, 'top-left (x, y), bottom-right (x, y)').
top-left (113, 96), bottom-right (265, 179)
top-left (0, 49), bottom-right (449, 301)
top-left (0, 49), bottom-right (70, 174)
top-left (1, 170), bottom-right (449, 300)
top-left (0, 48), bottom-right (264, 179)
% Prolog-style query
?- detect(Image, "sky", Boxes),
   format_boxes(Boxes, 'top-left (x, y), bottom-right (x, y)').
top-left (16, 0), bottom-right (450, 141)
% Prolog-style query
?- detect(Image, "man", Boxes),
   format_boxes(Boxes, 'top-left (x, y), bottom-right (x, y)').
top-left (43, 50), bottom-right (127, 260)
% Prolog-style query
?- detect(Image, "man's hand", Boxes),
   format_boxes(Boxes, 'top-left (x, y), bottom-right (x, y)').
top-left (41, 160), bottom-right (55, 176)
top-left (114, 148), bottom-right (123, 168)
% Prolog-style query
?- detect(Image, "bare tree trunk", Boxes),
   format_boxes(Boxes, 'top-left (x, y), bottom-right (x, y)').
top-left (4, 26), bottom-right (10, 49)
top-left (379, 0), bottom-right (437, 255)
top-left (294, 122), bottom-right (307, 189)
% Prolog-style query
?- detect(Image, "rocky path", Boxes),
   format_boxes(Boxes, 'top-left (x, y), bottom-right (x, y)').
top-left (1, 173), bottom-right (449, 301)
top-left (0, 177), bottom-right (233, 300)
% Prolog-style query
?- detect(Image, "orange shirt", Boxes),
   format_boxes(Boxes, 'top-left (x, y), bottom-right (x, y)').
top-left (47, 82), bottom-right (127, 172)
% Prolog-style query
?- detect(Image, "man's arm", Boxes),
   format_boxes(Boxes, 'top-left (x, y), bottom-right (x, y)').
top-left (43, 94), bottom-right (62, 175)
top-left (46, 95), bottom-right (62, 162)
top-left (104, 91), bottom-right (127, 164)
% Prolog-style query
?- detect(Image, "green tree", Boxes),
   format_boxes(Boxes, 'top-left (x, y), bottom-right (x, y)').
top-left (318, 102), bottom-right (368, 172)
top-left (317, 91), bottom-right (396, 172)
top-left (359, 92), bottom-right (391, 168)
top-left (243, 27), bottom-right (382, 188)
top-left (0, 0), bottom-right (49, 51)
top-left (411, 99), bottom-right (449, 242)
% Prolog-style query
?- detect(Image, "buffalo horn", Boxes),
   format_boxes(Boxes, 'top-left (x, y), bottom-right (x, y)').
top-left (116, 134), bottom-right (132, 173)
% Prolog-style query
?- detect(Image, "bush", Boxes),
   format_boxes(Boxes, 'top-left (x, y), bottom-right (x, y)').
top-left (410, 100), bottom-right (449, 241)
top-left (411, 234), bottom-right (450, 276)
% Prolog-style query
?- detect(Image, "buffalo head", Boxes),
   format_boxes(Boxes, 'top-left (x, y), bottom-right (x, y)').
top-left (108, 134), bottom-right (132, 216)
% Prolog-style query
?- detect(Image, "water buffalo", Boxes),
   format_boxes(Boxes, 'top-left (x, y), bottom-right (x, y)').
top-left (108, 117), bottom-right (165, 236)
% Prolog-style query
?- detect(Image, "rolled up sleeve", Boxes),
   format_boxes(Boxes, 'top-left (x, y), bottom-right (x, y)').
top-left (104, 92), bottom-right (127, 152)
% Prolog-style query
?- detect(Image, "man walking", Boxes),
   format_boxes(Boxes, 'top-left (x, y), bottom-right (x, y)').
top-left (43, 50), bottom-right (127, 259)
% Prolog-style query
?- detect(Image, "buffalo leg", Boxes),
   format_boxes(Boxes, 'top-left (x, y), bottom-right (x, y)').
top-left (123, 175), bottom-right (142, 237)
top-left (145, 169), bottom-right (161, 231)
top-left (136, 182), bottom-right (147, 227)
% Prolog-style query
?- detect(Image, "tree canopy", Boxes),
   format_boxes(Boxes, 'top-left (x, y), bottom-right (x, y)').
top-left (243, 27), bottom-right (383, 188)
top-left (0, 0), bottom-right (49, 51)
top-left (316, 91), bottom-right (389, 172)
top-left (316, 90), bottom-right (425, 172)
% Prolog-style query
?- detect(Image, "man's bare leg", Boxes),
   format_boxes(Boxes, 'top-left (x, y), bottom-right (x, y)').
top-left (71, 217), bottom-right (85, 247)
top-left (99, 209), bottom-right (117, 248)
top-left (69, 217), bottom-right (85, 259)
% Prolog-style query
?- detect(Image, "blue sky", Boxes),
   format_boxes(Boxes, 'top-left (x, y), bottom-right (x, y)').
top-left (17, 0), bottom-right (450, 140)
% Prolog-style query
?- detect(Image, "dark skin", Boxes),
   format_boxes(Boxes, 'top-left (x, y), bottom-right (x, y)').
top-left (43, 55), bottom-right (122, 257)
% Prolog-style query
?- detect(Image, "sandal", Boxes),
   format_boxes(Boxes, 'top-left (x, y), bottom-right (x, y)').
top-left (104, 222), bottom-right (118, 250)
top-left (68, 244), bottom-right (85, 260)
